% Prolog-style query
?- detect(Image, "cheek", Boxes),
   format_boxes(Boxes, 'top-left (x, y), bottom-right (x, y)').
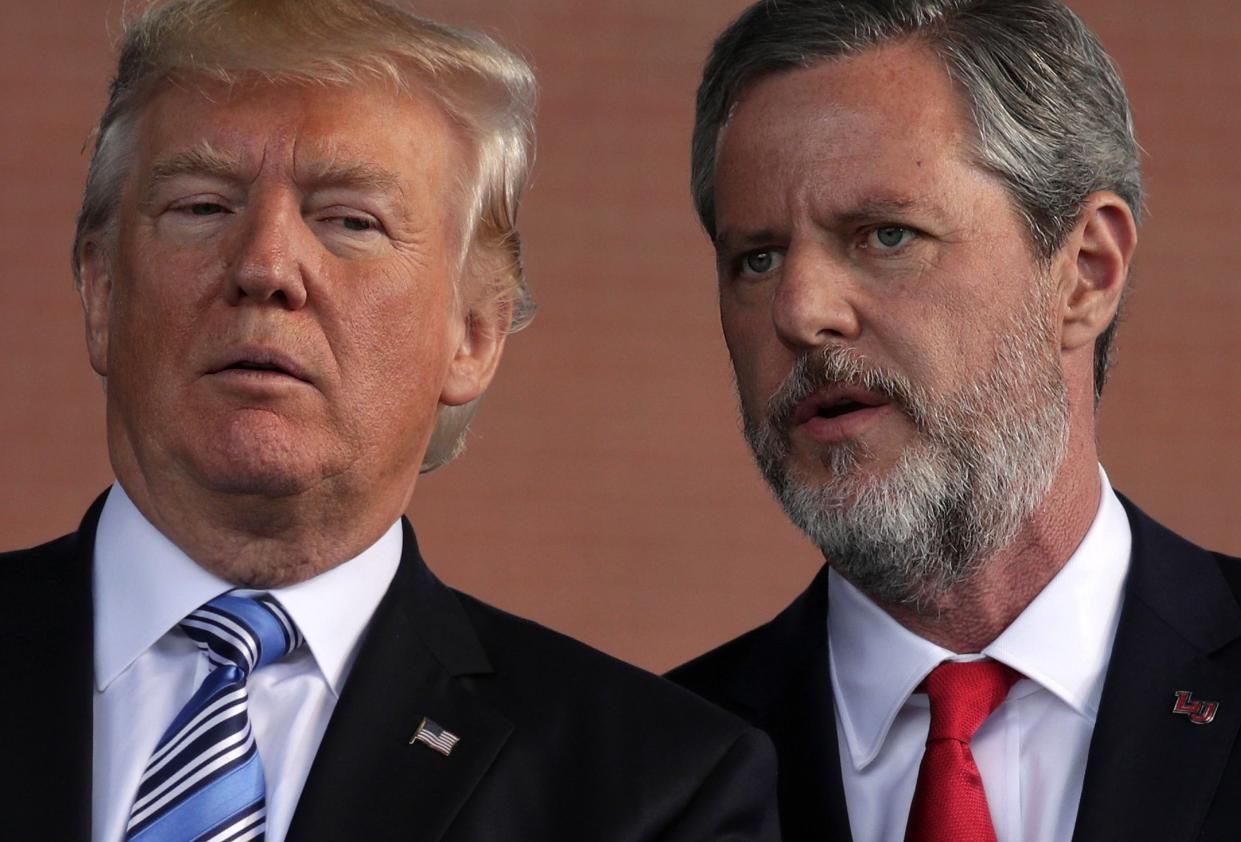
top-left (341, 274), bottom-right (459, 401)
top-left (107, 269), bottom-right (194, 375)
top-left (721, 304), bottom-right (784, 406)
top-left (111, 227), bottom-right (225, 338)
top-left (879, 264), bottom-right (1008, 386)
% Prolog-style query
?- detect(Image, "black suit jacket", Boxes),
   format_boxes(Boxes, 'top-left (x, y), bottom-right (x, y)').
top-left (669, 497), bottom-right (1241, 841)
top-left (3, 495), bottom-right (779, 841)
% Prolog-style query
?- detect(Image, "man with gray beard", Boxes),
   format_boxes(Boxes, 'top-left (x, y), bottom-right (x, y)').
top-left (669, 1), bottom-right (1241, 840)
top-left (750, 294), bottom-right (1067, 608)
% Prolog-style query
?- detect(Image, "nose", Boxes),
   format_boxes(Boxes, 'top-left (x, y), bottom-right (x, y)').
top-left (227, 199), bottom-right (310, 310)
top-left (771, 247), bottom-right (861, 349)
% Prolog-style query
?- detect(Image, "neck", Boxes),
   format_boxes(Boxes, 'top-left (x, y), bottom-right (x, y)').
top-left (116, 468), bottom-right (415, 588)
top-left (872, 455), bottom-right (1103, 653)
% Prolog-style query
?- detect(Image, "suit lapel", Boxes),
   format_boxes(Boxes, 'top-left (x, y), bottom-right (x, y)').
top-left (287, 520), bottom-right (513, 842)
top-left (1072, 498), bottom-right (1241, 842)
top-left (730, 566), bottom-right (853, 840)
top-left (3, 495), bottom-right (102, 841)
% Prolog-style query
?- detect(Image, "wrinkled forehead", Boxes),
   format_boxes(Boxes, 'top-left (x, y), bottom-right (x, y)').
top-left (129, 75), bottom-right (469, 194)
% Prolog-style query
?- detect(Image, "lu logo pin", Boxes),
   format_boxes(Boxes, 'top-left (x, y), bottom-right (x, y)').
top-left (1172, 690), bottom-right (1219, 725)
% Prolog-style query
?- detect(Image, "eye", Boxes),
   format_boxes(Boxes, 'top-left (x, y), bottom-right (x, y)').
top-left (161, 198), bottom-right (234, 231)
top-left (187, 202), bottom-right (227, 216)
top-left (864, 225), bottom-right (915, 251)
top-left (166, 199), bottom-right (231, 218)
top-left (313, 207), bottom-right (389, 256)
top-left (317, 209), bottom-right (383, 237)
top-left (739, 249), bottom-right (784, 277)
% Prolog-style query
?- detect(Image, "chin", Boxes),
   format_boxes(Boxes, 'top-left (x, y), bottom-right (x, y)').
top-left (195, 463), bottom-right (320, 498)
top-left (794, 436), bottom-right (888, 483)
top-left (189, 423), bottom-right (342, 499)
top-left (212, 556), bottom-right (321, 588)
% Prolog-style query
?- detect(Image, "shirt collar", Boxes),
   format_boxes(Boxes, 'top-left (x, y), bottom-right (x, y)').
top-left (982, 468), bottom-right (1130, 719)
top-left (268, 520), bottom-right (401, 694)
top-left (829, 466), bottom-right (1131, 770)
top-left (93, 481), bottom-right (402, 696)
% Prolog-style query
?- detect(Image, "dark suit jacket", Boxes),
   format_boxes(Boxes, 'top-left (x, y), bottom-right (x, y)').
top-left (669, 497), bottom-right (1241, 841)
top-left (4, 495), bottom-right (779, 841)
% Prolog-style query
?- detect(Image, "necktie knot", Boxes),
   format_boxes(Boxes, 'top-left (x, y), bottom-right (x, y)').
top-left (923, 659), bottom-right (1021, 743)
top-left (179, 592), bottom-right (303, 678)
top-left (126, 593), bottom-right (302, 841)
top-left (904, 659), bottom-right (1022, 842)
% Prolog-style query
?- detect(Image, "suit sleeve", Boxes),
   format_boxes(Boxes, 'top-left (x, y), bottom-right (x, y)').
top-left (657, 727), bottom-right (782, 841)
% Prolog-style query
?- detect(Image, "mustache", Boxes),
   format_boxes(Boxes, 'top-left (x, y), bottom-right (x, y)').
top-left (765, 345), bottom-right (922, 434)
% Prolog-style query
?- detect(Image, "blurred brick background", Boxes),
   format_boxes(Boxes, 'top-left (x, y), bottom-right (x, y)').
top-left (2, 0), bottom-right (1238, 671)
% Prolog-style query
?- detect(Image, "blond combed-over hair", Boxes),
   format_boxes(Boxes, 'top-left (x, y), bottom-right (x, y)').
top-left (73, 0), bottom-right (538, 471)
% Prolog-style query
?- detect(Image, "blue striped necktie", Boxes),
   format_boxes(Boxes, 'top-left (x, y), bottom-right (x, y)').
top-left (125, 593), bottom-right (303, 842)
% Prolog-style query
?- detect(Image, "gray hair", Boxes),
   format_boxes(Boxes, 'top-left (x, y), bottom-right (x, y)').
top-left (691, 0), bottom-right (1141, 399)
top-left (73, 0), bottom-right (538, 471)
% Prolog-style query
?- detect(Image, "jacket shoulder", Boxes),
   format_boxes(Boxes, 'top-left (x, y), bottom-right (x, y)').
top-left (454, 589), bottom-right (755, 741)
top-left (1, 526), bottom-right (94, 644)
top-left (668, 564), bottom-right (831, 721)
top-left (3, 493), bottom-right (105, 596)
top-left (1, 530), bottom-right (83, 588)
top-left (669, 612), bottom-right (788, 715)
top-left (1211, 549), bottom-right (1241, 595)
top-left (448, 590), bottom-right (779, 837)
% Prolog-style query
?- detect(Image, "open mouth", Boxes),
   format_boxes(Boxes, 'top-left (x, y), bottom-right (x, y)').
top-left (814, 397), bottom-right (874, 420)
top-left (792, 389), bottom-right (887, 425)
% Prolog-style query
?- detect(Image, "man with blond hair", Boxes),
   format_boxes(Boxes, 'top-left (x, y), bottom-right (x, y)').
top-left (671, 0), bottom-right (1241, 840)
top-left (2, 1), bottom-right (778, 839)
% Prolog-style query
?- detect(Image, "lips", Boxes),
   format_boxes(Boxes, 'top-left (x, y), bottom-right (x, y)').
top-left (790, 386), bottom-right (889, 427)
top-left (207, 348), bottom-right (312, 383)
top-left (786, 386), bottom-right (893, 445)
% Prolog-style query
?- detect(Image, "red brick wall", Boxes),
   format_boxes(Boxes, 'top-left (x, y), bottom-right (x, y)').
top-left (2, 0), bottom-right (1237, 670)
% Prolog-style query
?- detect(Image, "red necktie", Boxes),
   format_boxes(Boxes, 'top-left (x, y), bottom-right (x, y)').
top-left (904, 660), bottom-right (1021, 842)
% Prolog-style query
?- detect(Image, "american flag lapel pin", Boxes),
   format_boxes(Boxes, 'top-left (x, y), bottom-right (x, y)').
top-left (409, 716), bottom-right (461, 756)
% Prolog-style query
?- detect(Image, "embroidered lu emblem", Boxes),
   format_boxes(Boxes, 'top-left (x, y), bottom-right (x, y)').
top-left (1172, 690), bottom-right (1220, 724)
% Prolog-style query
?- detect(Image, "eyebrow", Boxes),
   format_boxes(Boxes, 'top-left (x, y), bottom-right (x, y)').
top-left (146, 145), bottom-right (405, 199)
top-left (298, 158), bottom-right (405, 196)
top-left (833, 195), bottom-right (936, 227)
top-left (714, 227), bottom-right (778, 252)
top-left (714, 194), bottom-right (943, 250)
top-left (147, 144), bottom-right (247, 187)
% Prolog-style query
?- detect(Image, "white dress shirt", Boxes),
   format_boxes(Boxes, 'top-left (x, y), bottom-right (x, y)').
top-left (830, 468), bottom-right (1132, 842)
top-left (91, 483), bottom-right (401, 842)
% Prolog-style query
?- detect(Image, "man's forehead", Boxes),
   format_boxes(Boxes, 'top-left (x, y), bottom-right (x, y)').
top-left (132, 79), bottom-right (453, 194)
top-left (714, 46), bottom-right (1005, 224)
top-left (723, 43), bottom-right (971, 149)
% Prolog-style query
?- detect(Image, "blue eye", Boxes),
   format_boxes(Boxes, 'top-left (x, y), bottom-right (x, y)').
top-left (869, 226), bottom-right (913, 249)
top-left (741, 250), bottom-right (783, 276)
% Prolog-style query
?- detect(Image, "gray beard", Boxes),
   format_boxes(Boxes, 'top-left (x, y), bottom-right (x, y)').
top-left (741, 297), bottom-right (1070, 607)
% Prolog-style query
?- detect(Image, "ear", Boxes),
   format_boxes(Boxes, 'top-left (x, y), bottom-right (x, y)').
top-left (1054, 191), bottom-right (1137, 352)
top-left (78, 238), bottom-right (113, 377)
top-left (439, 291), bottom-right (512, 407)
